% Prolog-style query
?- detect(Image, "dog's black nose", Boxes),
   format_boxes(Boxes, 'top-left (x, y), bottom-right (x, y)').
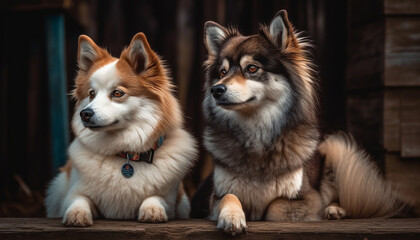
top-left (211, 84), bottom-right (227, 99)
top-left (80, 108), bottom-right (95, 123)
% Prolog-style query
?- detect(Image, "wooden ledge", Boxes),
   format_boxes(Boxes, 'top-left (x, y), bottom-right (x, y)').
top-left (0, 218), bottom-right (419, 240)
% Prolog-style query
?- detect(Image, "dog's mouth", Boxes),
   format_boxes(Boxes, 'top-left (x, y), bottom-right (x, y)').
top-left (84, 120), bottom-right (120, 130)
top-left (216, 96), bottom-right (256, 107)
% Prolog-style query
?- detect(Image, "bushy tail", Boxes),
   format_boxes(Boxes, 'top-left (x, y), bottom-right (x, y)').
top-left (319, 133), bottom-right (410, 218)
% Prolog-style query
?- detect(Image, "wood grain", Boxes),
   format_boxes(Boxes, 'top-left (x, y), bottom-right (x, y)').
top-left (385, 0), bottom-right (420, 15)
top-left (385, 18), bottom-right (420, 87)
top-left (384, 90), bottom-right (401, 152)
top-left (384, 89), bottom-right (420, 157)
top-left (386, 153), bottom-right (420, 209)
top-left (0, 218), bottom-right (420, 240)
top-left (400, 89), bottom-right (420, 157)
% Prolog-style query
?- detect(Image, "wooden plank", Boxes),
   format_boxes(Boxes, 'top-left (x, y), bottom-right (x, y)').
top-left (384, 90), bottom-right (401, 152)
top-left (0, 218), bottom-right (420, 240)
top-left (45, 14), bottom-right (70, 174)
top-left (385, 153), bottom-right (420, 210)
top-left (400, 89), bottom-right (420, 157)
top-left (385, 18), bottom-right (420, 87)
top-left (384, 0), bottom-right (420, 15)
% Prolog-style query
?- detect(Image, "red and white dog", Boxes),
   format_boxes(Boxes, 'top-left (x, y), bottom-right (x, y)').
top-left (45, 33), bottom-right (197, 226)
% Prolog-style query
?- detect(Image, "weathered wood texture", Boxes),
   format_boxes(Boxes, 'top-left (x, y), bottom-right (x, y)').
top-left (384, 89), bottom-right (420, 157)
top-left (385, 17), bottom-right (420, 87)
top-left (347, 0), bottom-right (420, 162)
top-left (386, 154), bottom-right (420, 208)
top-left (400, 90), bottom-right (420, 157)
top-left (0, 218), bottom-right (420, 240)
top-left (384, 90), bottom-right (400, 152)
top-left (384, 0), bottom-right (420, 15)
top-left (389, 89), bottom-right (420, 157)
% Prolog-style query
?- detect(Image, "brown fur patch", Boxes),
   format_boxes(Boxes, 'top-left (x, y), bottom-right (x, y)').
top-left (74, 35), bottom-right (116, 106)
top-left (117, 33), bottom-right (182, 142)
top-left (219, 194), bottom-right (243, 212)
top-left (216, 73), bottom-right (247, 87)
top-left (59, 160), bottom-right (73, 180)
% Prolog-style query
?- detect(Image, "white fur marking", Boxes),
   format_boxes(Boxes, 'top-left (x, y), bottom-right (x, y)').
top-left (138, 196), bottom-right (168, 222)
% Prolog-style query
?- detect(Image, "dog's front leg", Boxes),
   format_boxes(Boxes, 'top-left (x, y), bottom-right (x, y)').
top-left (138, 196), bottom-right (169, 223)
top-left (211, 193), bottom-right (247, 235)
top-left (63, 195), bottom-right (96, 227)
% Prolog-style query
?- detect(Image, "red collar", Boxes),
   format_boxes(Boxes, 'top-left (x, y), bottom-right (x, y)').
top-left (117, 136), bottom-right (164, 164)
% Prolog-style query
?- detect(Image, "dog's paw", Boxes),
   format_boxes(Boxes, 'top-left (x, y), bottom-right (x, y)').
top-left (217, 207), bottom-right (247, 236)
top-left (324, 205), bottom-right (346, 220)
top-left (138, 204), bottom-right (168, 223)
top-left (63, 206), bottom-right (93, 227)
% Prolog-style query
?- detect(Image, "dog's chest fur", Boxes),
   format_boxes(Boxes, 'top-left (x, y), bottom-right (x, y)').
top-left (67, 128), bottom-right (195, 219)
top-left (68, 140), bottom-right (174, 218)
top-left (206, 121), bottom-right (319, 220)
top-left (214, 165), bottom-right (303, 220)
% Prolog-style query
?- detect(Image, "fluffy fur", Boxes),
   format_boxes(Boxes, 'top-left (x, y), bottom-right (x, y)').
top-left (197, 10), bottom-right (411, 235)
top-left (45, 33), bottom-right (197, 226)
top-left (319, 133), bottom-right (408, 219)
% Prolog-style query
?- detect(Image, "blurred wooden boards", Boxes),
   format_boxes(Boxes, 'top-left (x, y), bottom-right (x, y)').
top-left (385, 17), bottom-right (420, 87)
top-left (384, 90), bottom-right (420, 157)
top-left (386, 154), bottom-right (420, 213)
top-left (384, 0), bottom-right (420, 15)
top-left (347, 0), bottom-right (420, 163)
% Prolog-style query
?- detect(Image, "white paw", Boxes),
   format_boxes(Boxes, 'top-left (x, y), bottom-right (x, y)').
top-left (138, 204), bottom-right (168, 223)
top-left (324, 205), bottom-right (346, 220)
top-left (217, 207), bottom-right (247, 236)
top-left (63, 206), bottom-right (93, 227)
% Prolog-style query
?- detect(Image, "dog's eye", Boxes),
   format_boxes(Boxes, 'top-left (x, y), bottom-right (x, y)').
top-left (112, 89), bottom-right (125, 98)
top-left (89, 90), bottom-right (95, 100)
top-left (219, 69), bottom-right (227, 78)
top-left (247, 65), bottom-right (259, 73)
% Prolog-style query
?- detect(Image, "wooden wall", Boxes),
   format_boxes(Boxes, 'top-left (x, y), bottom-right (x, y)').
top-left (347, 0), bottom-right (420, 207)
top-left (383, 0), bottom-right (420, 207)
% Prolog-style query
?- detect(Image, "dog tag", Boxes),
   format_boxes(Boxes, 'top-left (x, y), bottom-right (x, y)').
top-left (121, 163), bottom-right (134, 178)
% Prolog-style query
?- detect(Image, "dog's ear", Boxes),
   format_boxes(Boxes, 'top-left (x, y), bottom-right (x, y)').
top-left (125, 32), bottom-right (156, 74)
top-left (78, 35), bottom-right (103, 71)
top-left (204, 21), bottom-right (228, 56)
top-left (267, 10), bottom-right (296, 51)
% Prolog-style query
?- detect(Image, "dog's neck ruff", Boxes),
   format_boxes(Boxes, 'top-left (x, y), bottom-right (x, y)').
top-left (117, 136), bottom-right (164, 164)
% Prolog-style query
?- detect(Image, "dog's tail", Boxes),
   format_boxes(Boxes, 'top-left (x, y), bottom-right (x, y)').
top-left (318, 133), bottom-right (410, 218)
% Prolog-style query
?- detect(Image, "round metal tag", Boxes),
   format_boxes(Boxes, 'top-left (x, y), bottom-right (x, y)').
top-left (121, 163), bottom-right (134, 178)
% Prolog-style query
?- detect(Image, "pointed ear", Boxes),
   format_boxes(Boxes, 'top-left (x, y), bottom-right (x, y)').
top-left (204, 21), bottom-right (228, 56)
top-left (267, 10), bottom-right (296, 51)
top-left (125, 32), bottom-right (156, 74)
top-left (78, 35), bottom-right (102, 71)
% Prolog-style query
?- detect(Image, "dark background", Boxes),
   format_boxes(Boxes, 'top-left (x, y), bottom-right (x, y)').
top-left (1, 0), bottom-right (419, 217)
